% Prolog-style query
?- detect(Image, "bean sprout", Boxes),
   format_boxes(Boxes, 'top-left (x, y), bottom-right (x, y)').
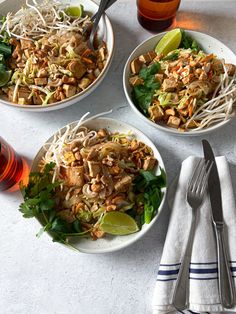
top-left (4, 0), bottom-right (91, 40)
top-left (186, 72), bottom-right (236, 131)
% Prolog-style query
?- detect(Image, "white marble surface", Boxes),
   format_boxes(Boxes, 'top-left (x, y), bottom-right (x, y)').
top-left (1, 1), bottom-right (236, 314)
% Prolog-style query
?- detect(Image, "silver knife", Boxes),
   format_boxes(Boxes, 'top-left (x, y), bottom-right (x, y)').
top-left (202, 139), bottom-right (235, 308)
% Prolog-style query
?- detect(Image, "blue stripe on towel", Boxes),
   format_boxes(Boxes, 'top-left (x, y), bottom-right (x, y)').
top-left (160, 261), bottom-right (236, 267)
top-left (156, 263), bottom-right (236, 282)
top-left (190, 268), bottom-right (218, 274)
top-left (156, 278), bottom-right (177, 282)
top-left (189, 276), bottom-right (218, 280)
top-left (160, 263), bottom-right (181, 267)
top-left (157, 276), bottom-right (219, 281)
top-left (190, 262), bottom-right (217, 265)
top-left (158, 269), bottom-right (179, 275)
top-left (177, 310), bottom-right (210, 314)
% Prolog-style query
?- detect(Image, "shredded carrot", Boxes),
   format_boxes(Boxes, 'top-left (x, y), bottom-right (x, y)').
top-left (82, 57), bottom-right (93, 64)
top-left (188, 103), bottom-right (193, 117)
top-left (82, 49), bottom-right (94, 58)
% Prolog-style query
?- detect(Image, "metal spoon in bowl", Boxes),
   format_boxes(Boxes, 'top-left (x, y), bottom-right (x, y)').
top-left (88, 0), bottom-right (115, 50)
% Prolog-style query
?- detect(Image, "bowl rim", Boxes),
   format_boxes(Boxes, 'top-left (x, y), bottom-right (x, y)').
top-left (123, 29), bottom-right (236, 136)
top-left (0, 0), bottom-right (115, 110)
top-left (31, 117), bottom-right (167, 253)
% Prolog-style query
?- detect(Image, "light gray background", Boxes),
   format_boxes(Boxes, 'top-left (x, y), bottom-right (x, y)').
top-left (1, 1), bottom-right (236, 314)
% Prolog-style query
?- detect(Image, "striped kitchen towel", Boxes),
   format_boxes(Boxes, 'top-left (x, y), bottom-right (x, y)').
top-left (152, 156), bottom-right (236, 314)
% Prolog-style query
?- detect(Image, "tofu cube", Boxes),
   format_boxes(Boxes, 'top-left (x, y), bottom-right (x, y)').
top-left (162, 78), bottom-right (178, 92)
top-left (143, 156), bottom-right (158, 171)
top-left (78, 78), bottom-right (91, 90)
top-left (33, 93), bottom-right (43, 105)
top-left (165, 108), bottom-right (175, 116)
top-left (139, 51), bottom-right (157, 64)
top-left (63, 84), bottom-right (77, 98)
top-left (67, 60), bottom-right (86, 79)
top-left (130, 58), bottom-right (143, 74)
top-left (167, 116), bottom-right (181, 128)
top-left (148, 105), bottom-right (164, 122)
top-left (114, 175), bottom-right (132, 192)
top-left (88, 161), bottom-right (101, 177)
top-left (17, 88), bottom-right (32, 104)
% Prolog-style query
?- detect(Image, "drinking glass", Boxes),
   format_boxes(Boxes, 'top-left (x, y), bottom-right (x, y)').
top-left (137, 0), bottom-right (181, 32)
top-left (0, 137), bottom-right (23, 191)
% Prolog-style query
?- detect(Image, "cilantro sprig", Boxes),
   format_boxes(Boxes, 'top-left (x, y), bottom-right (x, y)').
top-left (179, 29), bottom-right (200, 51)
top-left (19, 163), bottom-right (87, 244)
top-left (133, 169), bottom-right (166, 224)
top-left (0, 17), bottom-right (12, 87)
top-left (132, 62), bottom-right (161, 114)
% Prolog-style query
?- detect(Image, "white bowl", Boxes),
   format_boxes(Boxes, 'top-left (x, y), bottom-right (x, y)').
top-left (123, 30), bottom-right (236, 136)
top-left (0, 0), bottom-right (114, 112)
top-left (31, 117), bottom-right (167, 253)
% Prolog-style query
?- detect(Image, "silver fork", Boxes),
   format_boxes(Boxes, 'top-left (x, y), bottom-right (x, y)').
top-left (172, 159), bottom-right (213, 310)
top-left (88, 0), bottom-right (111, 50)
top-left (91, 0), bottom-right (117, 22)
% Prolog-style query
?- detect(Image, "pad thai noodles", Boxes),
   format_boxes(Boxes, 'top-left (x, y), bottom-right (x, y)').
top-left (19, 116), bottom-right (166, 242)
top-left (0, 0), bottom-right (108, 105)
top-left (130, 31), bottom-right (236, 132)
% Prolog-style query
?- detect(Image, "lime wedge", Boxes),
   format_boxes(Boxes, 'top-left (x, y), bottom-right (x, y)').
top-left (65, 5), bottom-right (84, 17)
top-left (0, 70), bottom-right (12, 87)
top-left (100, 212), bottom-right (139, 236)
top-left (155, 28), bottom-right (182, 56)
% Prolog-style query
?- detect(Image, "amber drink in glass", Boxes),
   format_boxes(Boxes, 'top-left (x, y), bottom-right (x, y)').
top-left (0, 137), bottom-right (23, 191)
top-left (137, 0), bottom-right (181, 32)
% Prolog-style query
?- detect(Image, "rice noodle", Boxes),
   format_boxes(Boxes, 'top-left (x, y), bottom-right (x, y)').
top-left (37, 109), bottom-right (159, 240)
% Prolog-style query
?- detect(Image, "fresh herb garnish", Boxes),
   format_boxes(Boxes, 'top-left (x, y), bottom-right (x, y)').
top-left (180, 30), bottom-right (200, 51)
top-left (132, 62), bottom-right (161, 114)
top-left (162, 51), bottom-right (179, 61)
top-left (19, 163), bottom-right (87, 244)
top-left (0, 42), bottom-right (12, 57)
top-left (0, 24), bottom-right (12, 87)
top-left (134, 169), bottom-right (166, 224)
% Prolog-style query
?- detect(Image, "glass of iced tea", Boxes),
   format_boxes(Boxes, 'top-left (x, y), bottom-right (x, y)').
top-left (137, 0), bottom-right (181, 32)
top-left (0, 137), bottom-right (23, 191)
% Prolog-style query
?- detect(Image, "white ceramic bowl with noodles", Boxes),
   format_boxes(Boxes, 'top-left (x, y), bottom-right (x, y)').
top-left (31, 117), bottom-right (167, 253)
top-left (0, 0), bottom-right (114, 111)
top-left (123, 30), bottom-right (236, 136)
